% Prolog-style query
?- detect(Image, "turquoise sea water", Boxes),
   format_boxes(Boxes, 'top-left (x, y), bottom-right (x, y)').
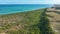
top-left (0, 4), bottom-right (52, 15)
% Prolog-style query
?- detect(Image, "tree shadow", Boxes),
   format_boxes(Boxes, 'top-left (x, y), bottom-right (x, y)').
top-left (47, 11), bottom-right (60, 14)
top-left (46, 14), bottom-right (54, 18)
top-left (37, 9), bottom-right (54, 34)
top-left (53, 11), bottom-right (60, 14)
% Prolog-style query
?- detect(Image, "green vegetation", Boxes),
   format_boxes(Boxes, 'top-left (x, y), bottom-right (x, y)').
top-left (38, 9), bottom-right (54, 34)
top-left (0, 9), bottom-right (54, 34)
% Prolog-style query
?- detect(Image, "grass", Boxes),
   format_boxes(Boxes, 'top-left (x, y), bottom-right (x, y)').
top-left (0, 8), bottom-right (54, 34)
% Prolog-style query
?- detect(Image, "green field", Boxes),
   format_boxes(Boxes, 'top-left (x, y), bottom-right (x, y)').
top-left (0, 9), bottom-right (54, 34)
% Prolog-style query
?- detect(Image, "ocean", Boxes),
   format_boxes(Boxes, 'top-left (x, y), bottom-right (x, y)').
top-left (0, 4), bottom-right (52, 15)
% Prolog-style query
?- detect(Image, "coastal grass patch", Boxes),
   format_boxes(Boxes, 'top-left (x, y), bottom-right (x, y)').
top-left (0, 9), bottom-right (43, 34)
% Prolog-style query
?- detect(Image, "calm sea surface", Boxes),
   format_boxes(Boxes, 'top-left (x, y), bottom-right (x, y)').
top-left (0, 4), bottom-right (52, 15)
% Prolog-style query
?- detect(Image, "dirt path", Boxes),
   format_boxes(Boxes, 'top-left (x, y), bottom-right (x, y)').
top-left (46, 11), bottom-right (60, 34)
